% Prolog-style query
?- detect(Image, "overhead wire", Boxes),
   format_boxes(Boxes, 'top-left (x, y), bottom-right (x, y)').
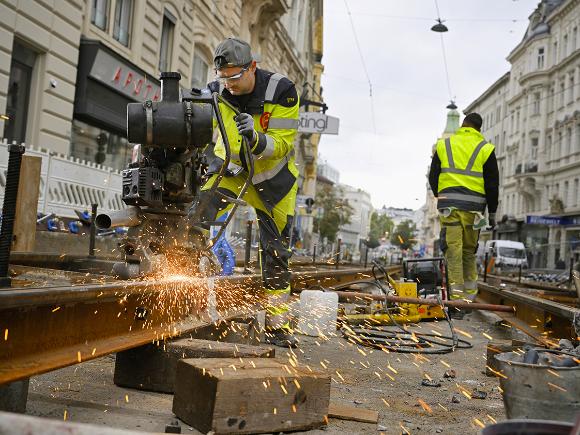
top-left (343, 0), bottom-right (377, 134)
top-left (434, 0), bottom-right (455, 104)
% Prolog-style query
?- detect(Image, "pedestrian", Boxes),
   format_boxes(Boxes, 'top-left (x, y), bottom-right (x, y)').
top-left (190, 38), bottom-right (300, 347)
top-left (428, 113), bottom-right (499, 310)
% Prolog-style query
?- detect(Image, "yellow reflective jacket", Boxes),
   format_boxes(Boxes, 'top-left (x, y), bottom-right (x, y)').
top-left (212, 69), bottom-right (299, 211)
top-left (435, 127), bottom-right (495, 212)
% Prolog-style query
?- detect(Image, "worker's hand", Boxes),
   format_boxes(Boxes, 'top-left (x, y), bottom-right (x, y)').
top-left (234, 113), bottom-right (256, 143)
top-left (488, 213), bottom-right (496, 229)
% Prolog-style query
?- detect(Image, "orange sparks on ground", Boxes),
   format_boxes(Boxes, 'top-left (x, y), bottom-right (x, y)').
top-left (418, 399), bottom-right (432, 413)
top-left (52, 306), bottom-right (61, 312)
top-left (63, 410), bottom-right (68, 421)
top-left (125, 394), bottom-right (129, 403)
top-left (4, 329), bottom-right (7, 341)
top-left (77, 351), bottom-right (82, 363)
top-left (473, 418), bottom-right (485, 428)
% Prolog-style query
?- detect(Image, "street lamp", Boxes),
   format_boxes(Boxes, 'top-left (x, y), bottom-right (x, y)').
top-left (446, 100), bottom-right (457, 110)
top-left (431, 18), bottom-right (448, 33)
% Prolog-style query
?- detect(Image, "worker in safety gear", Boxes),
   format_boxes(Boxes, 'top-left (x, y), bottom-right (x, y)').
top-left (190, 38), bottom-right (299, 347)
top-left (428, 113), bottom-right (499, 307)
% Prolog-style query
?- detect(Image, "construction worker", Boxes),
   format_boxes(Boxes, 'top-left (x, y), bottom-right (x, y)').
top-left (190, 38), bottom-right (299, 347)
top-left (428, 112), bottom-right (499, 308)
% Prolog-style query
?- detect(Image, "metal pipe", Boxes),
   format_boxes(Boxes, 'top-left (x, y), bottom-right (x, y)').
top-left (95, 207), bottom-right (142, 229)
top-left (312, 245), bottom-right (317, 264)
top-left (332, 290), bottom-right (515, 313)
top-left (483, 252), bottom-right (488, 282)
top-left (335, 238), bottom-right (341, 270)
top-left (244, 220), bottom-right (253, 274)
top-left (0, 144), bottom-right (25, 287)
top-left (89, 204), bottom-right (97, 257)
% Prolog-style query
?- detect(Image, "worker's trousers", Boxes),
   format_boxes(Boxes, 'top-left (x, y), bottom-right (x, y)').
top-left (198, 173), bottom-right (297, 330)
top-left (439, 209), bottom-right (479, 301)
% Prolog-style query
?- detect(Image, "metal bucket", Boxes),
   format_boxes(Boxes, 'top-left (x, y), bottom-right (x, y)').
top-left (481, 419), bottom-right (574, 435)
top-left (495, 351), bottom-right (580, 421)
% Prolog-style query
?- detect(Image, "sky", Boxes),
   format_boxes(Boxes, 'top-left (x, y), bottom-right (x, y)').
top-left (319, 0), bottom-right (539, 210)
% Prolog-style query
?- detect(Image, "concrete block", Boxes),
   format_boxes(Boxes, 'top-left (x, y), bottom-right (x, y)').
top-left (0, 379), bottom-right (29, 413)
top-left (172, 358), bottom-right (330, 434)
top-left (114, 338), bottom-right (274, 393)
top-left (190, 312), bottom-right (265, 345)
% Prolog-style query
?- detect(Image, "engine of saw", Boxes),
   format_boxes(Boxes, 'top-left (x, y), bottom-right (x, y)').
top-left (96, 72), bottom-right (252, 279)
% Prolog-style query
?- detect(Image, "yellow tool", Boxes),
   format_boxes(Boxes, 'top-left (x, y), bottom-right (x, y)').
top-left (343, 262), bottom-right (446, 325)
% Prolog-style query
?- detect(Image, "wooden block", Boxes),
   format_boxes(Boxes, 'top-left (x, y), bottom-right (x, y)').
top-left (190, 312), bottom-right (265, 345)
top-left (328, 403), bottom-right (378, 423)
top-left (13, 155), bottom-right (41, 252)
top-left (173, 358), bottom-right (330, 434)
top-left (114, 339), bottom-right (274, 393)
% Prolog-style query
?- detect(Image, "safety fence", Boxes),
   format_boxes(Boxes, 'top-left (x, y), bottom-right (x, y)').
top-left (0, 139), bottom-right (124, 218)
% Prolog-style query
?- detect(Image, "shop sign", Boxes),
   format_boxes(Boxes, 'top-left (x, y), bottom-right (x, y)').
top-left (526, 215), bottom-right (573, 225)
top-left (89, 49), bottom-right (161, 102)
top-left (298, 113), bottom-right (340, 134)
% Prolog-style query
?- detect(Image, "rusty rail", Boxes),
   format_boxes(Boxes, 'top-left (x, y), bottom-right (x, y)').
top-left (0, 267), bottom-right (389, 385)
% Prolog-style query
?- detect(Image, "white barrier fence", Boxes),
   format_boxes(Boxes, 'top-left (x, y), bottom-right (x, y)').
top-left (0, 139), bottom-right (124, 218)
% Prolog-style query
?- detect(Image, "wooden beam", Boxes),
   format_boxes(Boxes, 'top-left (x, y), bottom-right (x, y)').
top-left (12, 155), bottom-right (41, 252)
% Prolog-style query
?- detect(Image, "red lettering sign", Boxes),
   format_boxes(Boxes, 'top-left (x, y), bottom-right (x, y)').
top-left (134, 78), bottom-right (143, 95)
top-left (112, 67), bottom-right (122, 83)
top-left (144, 83), bottom-right (153, 99)
top-left (152, 90), bottom-right (160, 101)
top-left (124, 72), bottom-right (133, 88)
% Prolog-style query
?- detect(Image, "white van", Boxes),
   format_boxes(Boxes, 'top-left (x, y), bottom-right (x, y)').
top-left (481, 240), bottom-right (528, 269)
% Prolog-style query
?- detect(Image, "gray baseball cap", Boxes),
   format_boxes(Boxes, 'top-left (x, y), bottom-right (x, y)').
top-left (214, 38), bottom-right (256, 69)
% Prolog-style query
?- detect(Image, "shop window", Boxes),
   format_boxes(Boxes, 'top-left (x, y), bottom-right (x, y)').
top-left (113, 0), bottom-right (132, 47)
top-left (159, 11), bottom-right (175, 72)
top-left (191, 52), bottom-right (209, 90)
top-left (70, 119), bottom-right (132, 171)
top-left (91, 0), bottom-right (109, 31)
top-left (4, 41), bottom-right (37, 144)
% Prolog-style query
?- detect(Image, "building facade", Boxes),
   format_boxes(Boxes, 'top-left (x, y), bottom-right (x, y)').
top-left (337, 183), bottom-right (372, 260)
top-left (1, 0), bottom-right (325, 229)
top-left (464, 0), bottom-right (580, 268)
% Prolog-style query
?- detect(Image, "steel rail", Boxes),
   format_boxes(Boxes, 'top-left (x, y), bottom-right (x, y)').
top-left (0, 267), bottom-right (388, 385)
top-left (477, 281), bottom-right (580, 344)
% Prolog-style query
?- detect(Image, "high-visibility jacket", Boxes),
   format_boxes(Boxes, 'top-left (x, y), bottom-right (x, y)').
top-left (436, 127), bottom-right (495, 212)
top-left (212, 68), bottom-right (300, 211)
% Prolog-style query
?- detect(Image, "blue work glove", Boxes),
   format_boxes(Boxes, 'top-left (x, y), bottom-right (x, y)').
top-left (234, 113), bottom-right (256, 142)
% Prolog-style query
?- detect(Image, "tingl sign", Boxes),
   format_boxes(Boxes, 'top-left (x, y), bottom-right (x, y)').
top-left (298, 112), bottom-right (339, 135)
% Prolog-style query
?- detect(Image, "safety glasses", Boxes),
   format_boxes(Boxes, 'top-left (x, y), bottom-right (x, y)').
top-left (215, 65), bottom-right (250, 83)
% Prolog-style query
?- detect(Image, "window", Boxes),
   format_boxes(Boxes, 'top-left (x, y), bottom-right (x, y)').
top-left (537, 47), bottom-right (545, 69)
top-left (532, 92), bottom-right (541, 115)
top-left (574, 179), bottom-right (579, 206)
top-left (566, 128), bottom-right (572, 155)
top-left (113, 0), bottom-right (132, 46)
top-left (545, 185), bottom-right (550, 210)
top-left (531, 137), bottom-right (539, 159)
top-left (4, 41), bottom-right (37, 144)
top-left (191, 52), bottom-right (209, 89)
top-left (564, 181), bottom-right (569, 205)
top-left (548, 86), bottom-right (554, 112)
top-left (574, 27), bottom-right (578, 52)
top-left (159, 11), bottom-right (175, 72)
top-left (91, 0), bottom-right (108, 30)
top-left (560, 81), bottom-right (565, 107)
top-left (546, 134), bottom-right (552, 159)
top-left (563, 34), bottom-right (568, 58)
top-left (553, 41), bottom-right (558, 65)
top-left (558, 132), bottom-right (563, 158)
top-left (496, 105), bottom-right (501, 123)
top-left (569, 74), bottom-right (575, 103)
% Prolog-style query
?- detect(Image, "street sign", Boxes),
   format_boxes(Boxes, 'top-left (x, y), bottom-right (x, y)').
top-left (298, 112), bottom-right (340, 135)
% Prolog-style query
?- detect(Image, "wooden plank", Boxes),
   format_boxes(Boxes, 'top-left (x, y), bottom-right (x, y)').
top-left (173, 358), bottom-right (330, 434)
top-left (328, 403), bottom-right (378, 423)
top-left (114, 338), bottom-right (274, 393)
top-left (12, 155), bottom-right (41, 252)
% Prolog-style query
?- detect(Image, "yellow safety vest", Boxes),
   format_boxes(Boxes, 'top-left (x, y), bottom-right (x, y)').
top-left (213, 70), bottom-right (300, 211)
top-left (436, 127), bottom-right (495, 212)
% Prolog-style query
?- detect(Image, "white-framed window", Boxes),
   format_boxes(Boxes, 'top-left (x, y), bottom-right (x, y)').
top-left (553, 41), bottom-right (558, 65)
top-left (566, 127), bottom-right (572, 155)
top-left (537, 47), bottom-right (545, 69)
top-left (563, 34), bottom-right (569, 58)
top-left (560, 81), bottom-right (566, 107)
top-left (564, 181), bottom-right (569, 205)
top-left (574, 178), bottom-right (579, 206)
top-left (532, 92), bottom-right (541, 115)
top-left (546, 134), bottom-right (552, 160)
top-left (191, 52), bottom-right (209, 89)
top-left (113, 0), bottom-right (132, 47)
top-left (159, 10), bottom-right (176, 72)
top-left (91, 0), bottom-right (109, 30)
top-left (573, 27), bottom-right (578, 52)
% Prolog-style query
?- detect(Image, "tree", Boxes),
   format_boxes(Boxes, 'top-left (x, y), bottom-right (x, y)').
top-left (390, 219), bottom-right (417, 251)
top-left (313, 185), bottom-right (354, 243)
top-left (367, 212), bottom-right (394, 248)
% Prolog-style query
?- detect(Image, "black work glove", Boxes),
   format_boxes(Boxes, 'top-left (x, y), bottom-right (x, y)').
top-left (234, 113), bottom-right (256, 142)
top-left (488, 213), bottom-right (496, 229)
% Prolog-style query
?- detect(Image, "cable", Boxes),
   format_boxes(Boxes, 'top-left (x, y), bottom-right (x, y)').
top-left (337, 260), bottom-right (472, 354)
top-left (343, 0), bottom-right (377, 134)
top-left (434, 0), bottom-right (454, 103)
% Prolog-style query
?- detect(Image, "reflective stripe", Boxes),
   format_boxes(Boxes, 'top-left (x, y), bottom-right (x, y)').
top-left (445, 138), bottom-right (454, 168)
top-left (265, 73), bottom-right (284, 101)
top-left (252, 149), bottom-right (295, 184)
top-left (267, 117), bottom-right (299, 129)
top-left (465, 140), bottom-right (487, 172)
top-left (440, 193), bottom-right (486, 204)
top-left (441, 167), bottom-right (484, 178)
top-left (260, 135), bottom-right (275, 158)
top-left (442, 138), bottom-right (486, 177)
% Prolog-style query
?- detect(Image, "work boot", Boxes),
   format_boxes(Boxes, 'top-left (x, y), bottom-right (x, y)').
top-left (265, 329), bottom-right (298, 348)
top-left (447, 307), bottom-right (465, 320)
